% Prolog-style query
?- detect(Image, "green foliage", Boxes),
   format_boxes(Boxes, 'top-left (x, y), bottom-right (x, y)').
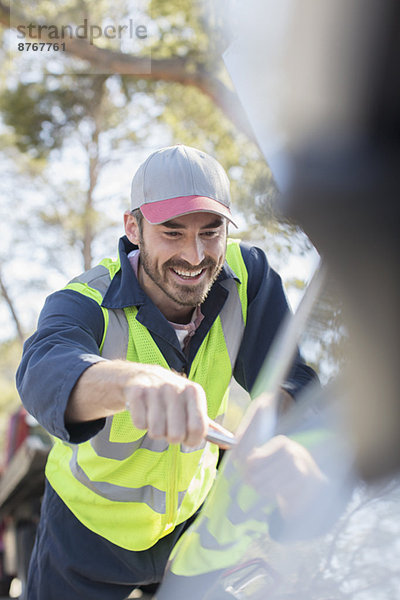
top-left (148, 79), bottom-right (274, 219)
top-left (148, 0), bottom-right (211, 58)
top-left (0, 75), bottom-right (110, 158)
top-left (0, 0), bottom-right (345, 383)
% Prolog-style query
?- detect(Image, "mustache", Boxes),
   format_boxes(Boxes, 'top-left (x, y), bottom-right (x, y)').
top-left (163, 258), bottom-right (217, 272)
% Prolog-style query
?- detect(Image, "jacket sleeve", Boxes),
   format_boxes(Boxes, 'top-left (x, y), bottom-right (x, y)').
top-left (16, 289), bottom-right (107, 443)
top-left (233, 243), bottom-right (319, 398)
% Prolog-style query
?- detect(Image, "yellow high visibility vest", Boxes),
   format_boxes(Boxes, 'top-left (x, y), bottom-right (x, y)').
top-left (45, 239), bottom-right (249, 551)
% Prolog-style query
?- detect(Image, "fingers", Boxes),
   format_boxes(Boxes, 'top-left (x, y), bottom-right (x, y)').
top-left (165, 387), bottom-right (188, 443)
top-left (184, 385), bottom-right (208, 446)
top-left (124, 368), bottom-right (208, 447)
top-left (126, 390), bottom-right (147, 430)
top-left (161, 382), bottom-right (207, 446)
top-left (244, 435), bottom-right (329, 516)
top-left (147, 388), bottom-right (167, 439)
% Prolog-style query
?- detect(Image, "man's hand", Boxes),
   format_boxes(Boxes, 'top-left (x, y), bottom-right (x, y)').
top-left (245, 435), bottom-right (329, 521)
top-left (66, 360), bottom-right (208, 448)
top-left (124, 365), bottom-right (208, 448)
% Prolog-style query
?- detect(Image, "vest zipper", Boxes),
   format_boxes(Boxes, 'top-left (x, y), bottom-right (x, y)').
top-left (164, 366), bottom-right (185, 533)
top-left (164, 442), bottom-right (180, 534)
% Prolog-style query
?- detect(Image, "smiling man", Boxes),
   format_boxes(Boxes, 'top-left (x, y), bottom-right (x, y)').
top-left (127, 211), bottom-right (227, 320)
top-left (16, 145), bottom-right (318, 600)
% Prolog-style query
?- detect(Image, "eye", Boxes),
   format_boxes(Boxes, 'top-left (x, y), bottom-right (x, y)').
top-left (201, 230), bottom-right (218, 238)
top-left (164, 231), bottom-right (181, 237)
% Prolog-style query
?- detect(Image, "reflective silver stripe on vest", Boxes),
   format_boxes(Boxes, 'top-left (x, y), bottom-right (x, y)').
top-left (91, 417), bottom-right (207, 460)
top-left (69, 447), bottom-right (167, 512)
top-left (70, 264), bottom-right (111, 291)
top-left (177, 490), bottom-right (186, 508)
top-left (69, 447), bottom-right (187, 512)
top-left (72, 265), bottom-right (245, 370)
top-left (71, 263), bottom-right (244, 473)
top-left (91, 417), bottom-right (170, 459)
top-left (219, 278), bottom-right (245, 369)
top-left (102, 309), bottom-right (129, 359)
top-left (70, 265), bottom-right (130, 360)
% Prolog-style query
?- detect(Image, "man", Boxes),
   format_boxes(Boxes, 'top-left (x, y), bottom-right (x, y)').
top-left (17, 145), bottom-right (318, 599)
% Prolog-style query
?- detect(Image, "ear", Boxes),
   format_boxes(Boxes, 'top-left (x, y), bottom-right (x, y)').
top-left (124, 211), bottom-right (141, 245)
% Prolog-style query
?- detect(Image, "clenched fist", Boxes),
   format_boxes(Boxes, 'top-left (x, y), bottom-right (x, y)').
top-left (124, 365), bottom-right (208, 447)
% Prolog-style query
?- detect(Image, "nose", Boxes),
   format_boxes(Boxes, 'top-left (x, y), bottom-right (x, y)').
top-left (179, 235), bottom-right (205, 266)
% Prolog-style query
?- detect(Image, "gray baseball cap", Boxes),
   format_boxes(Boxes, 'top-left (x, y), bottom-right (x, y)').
top-left (130, 145), bottom-right (238, 227)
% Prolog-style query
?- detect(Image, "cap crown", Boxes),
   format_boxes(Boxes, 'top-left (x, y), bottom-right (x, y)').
top-left (131, 145), bottom-right (231, 209)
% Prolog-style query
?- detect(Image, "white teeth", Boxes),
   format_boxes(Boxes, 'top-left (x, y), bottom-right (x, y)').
top-left (173, 268), bottom-right (203, 277)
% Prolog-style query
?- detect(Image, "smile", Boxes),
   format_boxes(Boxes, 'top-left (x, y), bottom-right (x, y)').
top-left (170, 267), bottom-right (205, 281)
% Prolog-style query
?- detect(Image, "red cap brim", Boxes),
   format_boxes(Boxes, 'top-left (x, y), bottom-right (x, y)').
top-left (140, 196), bottom-right (238, 228)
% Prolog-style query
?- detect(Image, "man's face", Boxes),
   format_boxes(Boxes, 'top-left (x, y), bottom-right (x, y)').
top-left (125, 211), bottom-right (227, 318)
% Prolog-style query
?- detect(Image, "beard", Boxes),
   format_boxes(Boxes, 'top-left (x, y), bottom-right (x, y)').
top-left (139, 238), bottom-right (224, 307)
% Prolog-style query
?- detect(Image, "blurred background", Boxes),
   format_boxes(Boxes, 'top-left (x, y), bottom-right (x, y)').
top-left (0, 0), bottom-right (342, 447)
top-left (3, 1), bottom-right (399, 598)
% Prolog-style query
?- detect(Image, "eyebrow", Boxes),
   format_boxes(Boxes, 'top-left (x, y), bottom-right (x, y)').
top-left (162, 217), bottom-right (224, 229)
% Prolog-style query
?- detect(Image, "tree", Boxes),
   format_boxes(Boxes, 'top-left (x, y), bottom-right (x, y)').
top-left (0, 268), bottom-right (24, 343)
top-left (0, 0), bottom-right (344, 430)
top-left (0, 0), bottom-right (254, 138)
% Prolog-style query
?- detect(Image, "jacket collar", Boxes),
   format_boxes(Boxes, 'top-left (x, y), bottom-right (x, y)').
top-left (102, 235), bottom-right (240, 310)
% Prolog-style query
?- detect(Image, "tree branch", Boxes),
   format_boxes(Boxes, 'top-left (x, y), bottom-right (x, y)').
top-left (0, 1), bottom-right (255, 140)
top-left (0, 268), bottom-right (25, 343)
